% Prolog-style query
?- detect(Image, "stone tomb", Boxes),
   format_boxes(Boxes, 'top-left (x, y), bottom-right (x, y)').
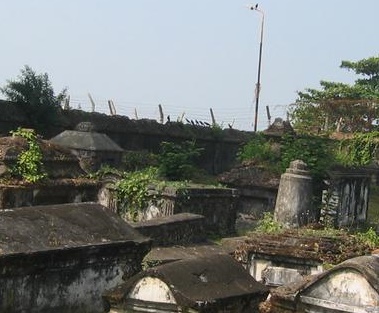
top-left (0, 202), bottom-right (151, 313)
top-left (0, 133), bottom-right (100, 209)
top-left (50, 121), bottom-right (124, 172)
top-left (103, 254), bottom-right (269, 313)
top-left (0, 132), bottom-right (84, 179)
top-left (227, 233), bottom-right (324, 288)
top-left (321, 168), bottom-right (370, 228)
top-left (270, 254), bottom-right (379, 313)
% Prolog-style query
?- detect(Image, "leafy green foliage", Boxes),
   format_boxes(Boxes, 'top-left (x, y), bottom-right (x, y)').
top-left (1, 66), bottom-right (67, 132)
top-left (115, 167), bottom-right (159, 221)
top-left (280, 134), bottom-right (335, 179)
top-left (255, 212), bottom-right (283, 234)
top-left (335, 132), bottom-right (379, 167)
top-left (122, 150), bottom-right (158, 172)
top-left (356, 227), bottom-right (379, 249)
top-left (290, 56), bottom-right (379, 134)
top-left (238, 131), bottom-right (378, 178)
top-left (10, 127), bottom-right (47, 183)
top-left (237, 133), bottom-right (280, 169)
top-left (158, 140), bottom-right (203, 180)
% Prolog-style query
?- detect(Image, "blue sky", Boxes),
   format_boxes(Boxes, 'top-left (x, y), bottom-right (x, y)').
top-left (1, 0), bottom-right (378, 131)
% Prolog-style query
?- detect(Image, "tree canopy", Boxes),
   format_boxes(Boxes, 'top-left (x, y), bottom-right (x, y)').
top-left (0, 65), bottom-right (67, 133)
top-left (290, 56), bottom-right (379, 134)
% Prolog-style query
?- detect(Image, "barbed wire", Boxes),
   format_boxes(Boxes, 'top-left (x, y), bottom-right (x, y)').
top-left (67, 95), bottom-right (289, 131)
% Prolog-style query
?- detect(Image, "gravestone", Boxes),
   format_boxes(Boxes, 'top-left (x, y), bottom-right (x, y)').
top-left (274, 160), bottom-right (314, 227)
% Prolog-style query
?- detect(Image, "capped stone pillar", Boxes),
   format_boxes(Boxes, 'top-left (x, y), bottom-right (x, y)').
top-left (274, 160), bottom-right (313, 228)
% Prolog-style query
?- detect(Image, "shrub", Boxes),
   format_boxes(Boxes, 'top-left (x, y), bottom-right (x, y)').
top-left (237, 133), bottom-right (279, 165)
top-left (158, 140), bottom-right (203, 181)
top-left (280, 134), bottom-right (335, 179)
top-left (115, 167), bottom-right (159, 221)
top-left (10, 127), bottom-right (47, 183)
top-left (255, 212), bottom-right (283, 234)
top-left (335, 132), bottom-right (379, 167)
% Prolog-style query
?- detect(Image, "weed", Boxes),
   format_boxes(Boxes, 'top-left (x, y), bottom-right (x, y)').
top-left (10, 127), bottom-right (47, 183)
top-left (356, 227), bottom-right (379, 249)
top-left (255, 212), bottom-right (283, 234)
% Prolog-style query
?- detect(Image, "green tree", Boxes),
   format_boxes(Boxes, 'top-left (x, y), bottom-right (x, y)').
top-left (1, 65), bottom-right (67, 133)
top-left (290, 56), bottom-right (379, 134)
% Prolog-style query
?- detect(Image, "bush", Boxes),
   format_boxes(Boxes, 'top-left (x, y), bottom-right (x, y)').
top-left (122, 150), bottom-right (158, 172)
top-left (280, 134), bottom-right (335, 179)
top-left (158, 140), bottom-right (203, 181)
top-left (115, 167), bottom-right (159, 221)
top-left (335, 132), bottom-right (379, 167)
top-left (237, 133), bottom-right (279, 165)
top-left (255, 212), bottom-right (283, 234)
top-left (10, 127), bottom-right (47, 183)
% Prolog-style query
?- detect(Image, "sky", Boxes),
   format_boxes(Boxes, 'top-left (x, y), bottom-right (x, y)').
top-left (1, 0), bottom-right (378, 131)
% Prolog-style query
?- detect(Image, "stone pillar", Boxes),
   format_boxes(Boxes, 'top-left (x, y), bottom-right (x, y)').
top-left (274, 160), bottom-right (313, 228)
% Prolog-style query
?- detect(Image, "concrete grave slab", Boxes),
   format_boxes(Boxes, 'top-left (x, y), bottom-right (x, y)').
top-left (0, 202), bottom-right (151, 313)
top-left (103, 254), bottom-right (269, 313)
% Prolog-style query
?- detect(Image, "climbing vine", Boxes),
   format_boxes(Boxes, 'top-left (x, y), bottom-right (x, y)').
top-left (10, 127), bottom-right (47, 183)
top-left (336, 132), bottom-right (379, 167)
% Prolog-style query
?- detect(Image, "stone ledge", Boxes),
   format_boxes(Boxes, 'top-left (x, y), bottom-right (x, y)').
top-left (133, 213), bottom-right (207, 246)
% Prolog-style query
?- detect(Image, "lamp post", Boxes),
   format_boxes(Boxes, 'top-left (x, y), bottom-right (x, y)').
top-left (249, 4), bottom-right (264, 132)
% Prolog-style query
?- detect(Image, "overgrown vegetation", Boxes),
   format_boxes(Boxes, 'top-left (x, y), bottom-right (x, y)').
top-left (237, 133), bottom-right (280, 171)
top-left (255, 212), bottom-right (283, 234)
top-left (356, 227), bottom-right (379, 249)
top-left (280, 134), bottom-right (335, 179)
top-left (121, 150), bottom-right (157, 172)
top-left (10, 127), bottom-right (47, 183)
top-left (336, 131), bottom-right (379, 167)
top-left (95, 140), bottom-right (208, 221)
top-left (112, 166), bottom-right (192, 221)
top-left (238, 131), bottom-right (379, 177)
top-left (246, 213), bottom-right (379, 266)
top-left (158, 140), bottom-right (203, 180)
top-left (253, 212), bottom-right (379, 247)
top-left (238, 133), bottom-right (336, 180)
top-left (115, 167), bottom-right (160, 221)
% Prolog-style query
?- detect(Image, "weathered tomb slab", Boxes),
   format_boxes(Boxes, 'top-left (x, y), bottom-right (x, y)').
top-left (0, 202), bottom-right (151, 313)
top-left (227, 230), bottom-right (373, 288)
top-left (0, 178), bottom-right (100, 209)
top-left (152, 186), bottom-right (239, 236)
top-left (132, 213), bottom-right (207, 246)
top-left (143, 242), bottom-right (228, 268)
top-left (270, 254), bottom-right (379, 313)
top-left (101, 184), bottom-right (239, 237)
top-left (218, 163), bottom-right (280, 232)
top-left (103, 254), bottom-right (269, 313)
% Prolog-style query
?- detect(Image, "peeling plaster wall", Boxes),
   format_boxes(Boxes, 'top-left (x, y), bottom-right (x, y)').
top-left (300, 269), bottom-right (379, 312)
top-left (0, 182), bottom-right (99, 209)
top-left (0, 243), bottom-right (149, 313)
top-left (304, 269), bottom-right (379, 306)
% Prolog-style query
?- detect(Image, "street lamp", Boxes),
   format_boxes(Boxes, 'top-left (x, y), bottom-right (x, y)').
top-left (249, 4), bottom-right (264, 132)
